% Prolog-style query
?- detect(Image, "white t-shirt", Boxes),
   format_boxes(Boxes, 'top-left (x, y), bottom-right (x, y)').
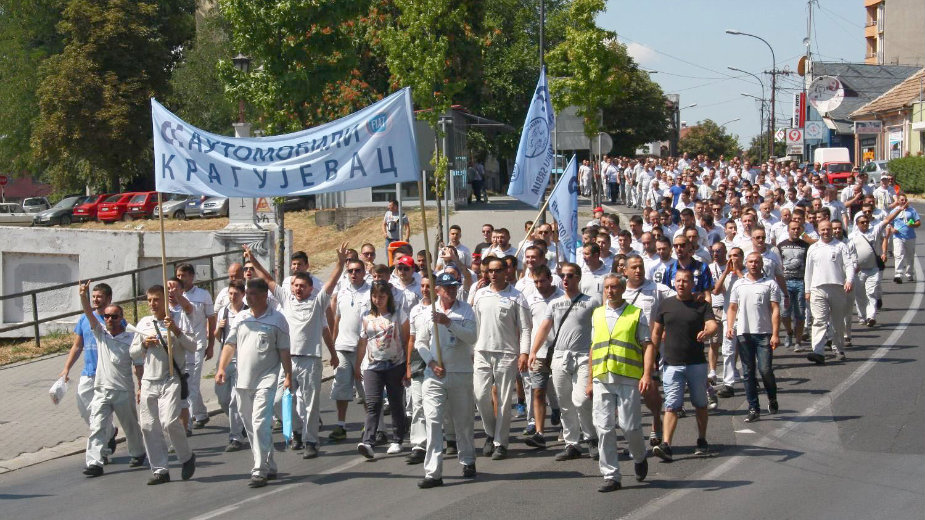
top-left (226, 307), bottom-right (291, 390)
top-left (334, 282), bottom-right (371, 352)
top-left (273, 284), bottom-right (330, 357)
top-left (729, 276), bottom-right (782, 334)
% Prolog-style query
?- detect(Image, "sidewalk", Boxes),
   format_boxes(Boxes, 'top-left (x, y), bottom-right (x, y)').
top-left (0, 196), bottom-right (557, 474)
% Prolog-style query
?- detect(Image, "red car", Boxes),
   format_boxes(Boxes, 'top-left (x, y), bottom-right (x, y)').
top-left (72, 194), bottom-right (112, 222)
top-left (125, 191), bottom-right (158, 219)
top-left (97, 193), bottom-right (137, 222)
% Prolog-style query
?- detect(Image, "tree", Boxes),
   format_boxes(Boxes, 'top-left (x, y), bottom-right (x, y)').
top-left (31, 0), bottom-right (195, 192)
top-left (0, 0), bottom-right (65, 176)
top-left (602, 64), bottom-right (671, 155)
top-left (166, 12), bottom-right (239, 135)
top-left (745, 130), bottom-right (786, 163)
top-left (218, 0), bottom-right (375, 134)
top-left (545, 0), bottom-right (626, 140)
top-left (679, 119), bottom-right (741, 159)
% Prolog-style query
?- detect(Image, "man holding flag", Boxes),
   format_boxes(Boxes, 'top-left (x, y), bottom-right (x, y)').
top-left (548, 156), bottom-right (580, 264)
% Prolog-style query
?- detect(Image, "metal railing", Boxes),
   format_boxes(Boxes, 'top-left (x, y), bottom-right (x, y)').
top-left (0, 249), bottom-right (241, 349)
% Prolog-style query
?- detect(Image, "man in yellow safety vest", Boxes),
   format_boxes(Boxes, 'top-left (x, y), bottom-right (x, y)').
top-left (585, 274), bottom-right (653, 493)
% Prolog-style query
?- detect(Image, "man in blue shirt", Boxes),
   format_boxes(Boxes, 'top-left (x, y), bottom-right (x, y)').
top-left (59, 282), bottom-right (117, 459)
top-left (890, 196), bottom-right (919, 284)
top-left (660, 236), bottom-right (715, 302)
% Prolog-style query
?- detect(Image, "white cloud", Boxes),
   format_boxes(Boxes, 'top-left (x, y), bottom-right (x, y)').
top-left (626, 42), bottom-right (657, 66)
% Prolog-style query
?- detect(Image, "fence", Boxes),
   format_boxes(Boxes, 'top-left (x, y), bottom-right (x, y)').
top-left (0, 249), bottom-right (241, 349)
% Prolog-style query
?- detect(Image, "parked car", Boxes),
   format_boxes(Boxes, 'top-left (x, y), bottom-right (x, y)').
top-left (182, 195), bottom-right (208, 218)
top-left (21, 197), bottom-right (51, 213)
top-left (153, 194), bottom-right (197, 219)
top-left (200, 197), bottom-right (229, 218)
top-left (281, 195), bottom-right (316, 212)
top-left (73, 194), bottom-right (112, 222)
top-left (0, 203), bottom-right (34, 226)
top-left (97, 193), bottom-right (137, 222)
top-left (861, 160), bottom-right (889, 185)
top-left (33, 195), bottom-right (87, 226)
top-left (125, 191), bottom-right (158, 219)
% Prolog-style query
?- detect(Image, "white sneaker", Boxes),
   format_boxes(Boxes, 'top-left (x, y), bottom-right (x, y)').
top-left (387, 442), bottom-right (402, 454)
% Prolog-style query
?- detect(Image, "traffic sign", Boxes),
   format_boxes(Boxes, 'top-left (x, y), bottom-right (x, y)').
top-left (775, 129), bottom-right (786, 142)
top-left (786, 128), bottom-right (804, 146)
top-left (805, 121), bottom-right (825, 140)
top-left (0, 175), bottom-right (8, 186)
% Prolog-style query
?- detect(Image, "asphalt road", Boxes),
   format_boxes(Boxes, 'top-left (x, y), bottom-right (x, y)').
top-left (1, 243), bottom-right (922, 520)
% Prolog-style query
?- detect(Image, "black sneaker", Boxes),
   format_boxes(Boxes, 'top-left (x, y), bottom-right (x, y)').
top-left (588, 438), bottom-right (600, 461)
top-left (634, 458), bottom-right (648, 481)
top-left (445, 440), bottom-right (458, 456)
top-left (522, 423), bottom-right (537, 437)
top-left (462, 464), bottom-right (477, 478)
top-left (129, 454), bottom-right (147, 467)
top-left (193, 417), bottom-right (210, 429)
top-left (108, 427), bottom-right (118, 456)
top-left (807, 353), bottom-right (826, 365)
top-left (768, 399), bottom-right (779, 414)
top-left (248, 475), bottom-right (267, 488)
top-left (482, 437), bottom-right (495, 457)
top-left (894, 276), bottom-right (902, 284)
top-left (555, 444), bottom-right (582, 461)
top-left (290, 436), bottom-right (304, 451)
top-left (405, 448), bottom-right (425, 464)
top-left (744, 409), bottom-right (760, 423)
top-left (652, 442), bottom-right (673, 462)
top-left (417, 477), bottom-right (444, 489)
top-left (648, 431), bottom-right (661, 447)
top-left (866, 318), bottom-right (876, 327)
top-left (550, 408), bottom-right (561, 426)
top-left (225, 440), bottom-right (245, 452)
top-left (598, 479), bottom-right (622, 493)
top-left (147, 472), bottom-right (170, 485)
top-left (373, 431), bottom-right (388, 447)
top-left (83, 464), bottom-right (104, 477)
top-left (181, 452), bottom-right (196, 480)
top-left (524, 432), bottom-right (547, 449)
top-left (491, 445), bottom-right (508, 460)
top-left (302, 444), bottom-right (319, 459)
top-left (694, 438), bottom-right (710, 455)
top-left (328, 425), bottom-right (347, 441)
top-left (676, 408), bottom-right (687, 418)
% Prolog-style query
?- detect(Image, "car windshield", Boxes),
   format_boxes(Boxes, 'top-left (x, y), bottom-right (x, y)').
top-left (130, 194), bottom-right (147, 204)
top-left (827, 163), bottom-right (853, 173)
top-left (52, 196), bottom-right (82, 209)
top-left (23, 198), bottom-right (42, 205)
top-left (104, 194), bottom-right (122, 203)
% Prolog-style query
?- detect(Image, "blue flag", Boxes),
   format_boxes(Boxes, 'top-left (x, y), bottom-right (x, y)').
top-left (507, 67), bottom-right (555, 207)
top-left (548, 155), bottom-right (579, 263)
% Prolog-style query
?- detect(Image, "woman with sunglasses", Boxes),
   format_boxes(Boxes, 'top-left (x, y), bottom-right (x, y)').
top-left (355, 281), bottom-right (410, 458)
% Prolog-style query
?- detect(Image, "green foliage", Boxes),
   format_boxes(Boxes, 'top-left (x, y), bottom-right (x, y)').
top-left (745, 131), bottom-right (786, 163)
top-left (165, 13), bottom-right (238, 135)
top-left (887, 156), bottom-right (925, 194)
top-left (679, 119), bottom-right (742, 159)
top-left (31, 0), bottom-right (195, 192)
top-left (219, 0), bottom-right (375, 134)
top-left (602, 59), bottom-right (670, 155)
top-left (546, 0), bottom-right (624, 139)
top-left (0, 0), bottom-right (65, 176)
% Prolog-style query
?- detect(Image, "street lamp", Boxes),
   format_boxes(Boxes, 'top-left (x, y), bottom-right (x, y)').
top-left (726, 30), bottom-right (776, 159)
top-left (232, 53), bottom-right (251, 126)
top-left (730, 66), bottom-right (767, 160)
top-left (680, 103), bottom-right (697, 110)
top-left (741, 92), bottom-right (766, 160)
top-left (719, 118), bottom-right (741, 128)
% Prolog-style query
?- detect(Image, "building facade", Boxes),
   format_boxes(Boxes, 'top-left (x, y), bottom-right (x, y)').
top-left (865, 0), bottom-right (925, 67)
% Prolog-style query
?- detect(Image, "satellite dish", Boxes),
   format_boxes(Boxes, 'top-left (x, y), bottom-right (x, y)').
top-left (807, 75), bottom-right (844, 114)
top-left (797, 56), bottom-right (807, 76)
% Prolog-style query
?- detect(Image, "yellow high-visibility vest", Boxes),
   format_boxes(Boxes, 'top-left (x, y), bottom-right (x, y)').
top-left (590, 304), bottom-right (644, 380)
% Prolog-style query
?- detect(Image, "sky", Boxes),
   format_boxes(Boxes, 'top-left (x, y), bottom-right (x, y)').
top-left (599, 0), bottom-right (865, 148)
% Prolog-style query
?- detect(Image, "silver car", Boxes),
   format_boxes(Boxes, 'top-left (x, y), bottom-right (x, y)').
top-left (200, 197), bottom-right (229, 218)
top-left (153, 194), bottom-right (197, 219)
top-left (861, 161), bottom-right (889, 185)
top-left (21, 197), bottom-right (51, 213)
top-left (0, 203), bottom-right (34, 226)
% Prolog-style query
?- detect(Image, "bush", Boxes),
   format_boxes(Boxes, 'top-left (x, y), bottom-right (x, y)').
top-left (888, 156), bottom-right (925, 195)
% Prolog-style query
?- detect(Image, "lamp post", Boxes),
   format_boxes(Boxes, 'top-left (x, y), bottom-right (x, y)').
top-left (730, 65), bottom-right (767, 159)
top-left (741, 92), bottom-right (767, 161)
top-left (726, 30), bottom-right (776, 159)
top-left (232, 53), bottom-right (252, 138)
top-left (719, 117), bottom-right (741, 128)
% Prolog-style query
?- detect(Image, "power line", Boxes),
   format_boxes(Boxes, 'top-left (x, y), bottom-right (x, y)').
top-left (817, 1), bottom-right (865, 29)
top-left (615, 34), bottom-right (738, 79)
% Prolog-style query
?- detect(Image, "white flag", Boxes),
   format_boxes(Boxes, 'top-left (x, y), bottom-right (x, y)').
top-left (507, 67), bottom-right (555, 207)
top-left (548, 155), bottom-right (579, 262)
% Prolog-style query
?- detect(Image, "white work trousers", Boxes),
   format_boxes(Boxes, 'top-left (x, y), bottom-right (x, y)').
top-left (592, 379), bottom-right (647, 481)
top-left (139, 377), bottom-right (192, 475)
top-left (214, 360), bottom-right (244, 442)
top-left (473, 351), bottom-right (518, 448)
top-left (292, 356), bottom-right (323, 445)
top-left (237, 386), bottom-right (277, 478)
top-left (854, 268), bottom-right (880, 322)
top-left (85, 388), bottom-right (145, 467)
top-left (422, 371), bottom-right (475, 479)
top-left (409, 375), bottom-right (427, 451)
top-left (551, 351), bottom-right (595, 446)
top-left (893, 237), bottom-right (915, 280)
top-left (810, 284), bottom-right (847, 355)
top-left (185, 348), bottom-right (208, 420)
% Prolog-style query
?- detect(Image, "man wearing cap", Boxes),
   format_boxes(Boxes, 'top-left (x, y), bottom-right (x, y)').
top-left (415, 272), bottom-right (478, 488)
top-left (586, 207), bottom-right (604, 228)
top-left (872, 175), bottom-right (896, 211)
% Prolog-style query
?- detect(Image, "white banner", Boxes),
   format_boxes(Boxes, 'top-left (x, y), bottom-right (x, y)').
top-left (548, 155), bottom-right (579, 263)
top-left (152, 88), bottom-right (421, 197)
top-left (508, 67), bottom-right (556, 207)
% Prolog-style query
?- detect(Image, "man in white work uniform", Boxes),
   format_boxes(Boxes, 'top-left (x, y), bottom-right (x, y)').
top-left (804, 220), bottom-right (855, 365)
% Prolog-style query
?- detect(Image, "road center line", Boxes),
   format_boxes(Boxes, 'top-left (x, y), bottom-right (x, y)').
top-left (619, 257), bottom-right (924, 520)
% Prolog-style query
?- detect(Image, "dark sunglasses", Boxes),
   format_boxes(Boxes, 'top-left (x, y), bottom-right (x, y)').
top-left (396, 265), bottom-right (411, 271)
top-left (561, 273), bottom-right (579, 279)
top-left (346, 268), bottom-right (364, 274)
top-left (103, 314), bottom-right (122, 320)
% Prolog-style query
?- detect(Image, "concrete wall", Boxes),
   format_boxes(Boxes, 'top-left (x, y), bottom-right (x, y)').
top-left (0, 226), bottom-right (285, 338)
top-left (884, 0), bottom-right (925, 66)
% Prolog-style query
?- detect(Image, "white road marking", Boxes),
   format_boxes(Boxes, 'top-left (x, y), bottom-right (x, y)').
top-left (618, 257), bottom-right (924, 520)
